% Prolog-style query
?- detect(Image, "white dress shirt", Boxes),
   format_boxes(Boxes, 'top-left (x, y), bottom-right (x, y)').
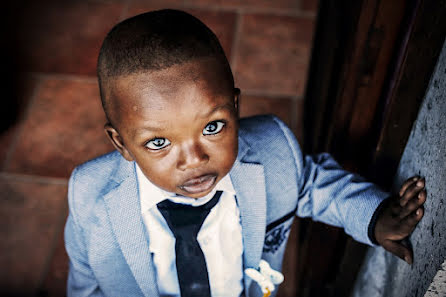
top-left (136, 164), bottom-right (244, 297)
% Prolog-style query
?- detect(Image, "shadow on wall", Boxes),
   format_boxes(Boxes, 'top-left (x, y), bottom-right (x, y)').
top-left (352, 39), bottom-right (446, 297)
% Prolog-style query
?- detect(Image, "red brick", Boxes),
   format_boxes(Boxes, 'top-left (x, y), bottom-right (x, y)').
top-left (15, 1), bottom-right (124, 75)
top-left (234, 14), bottom-right (315, 96)
top-left (240, 95), bottom-right (293, 127)
top-left (6, 79), bottom-right (114, 178)
top-left (301, 0), bottom-right (319, 13)
top-left (0, 76), bottom-right (39, 169)
top-left (185, 0), bottom-right (301, 11)
top-left (240, 95), bottom-right (303, 140)
top-left (0, 177), bottom-right (67, 295)
top-left (0, 129), bottom-right (17, 169)
top-left (40, 233), bottom-right (69, 297)
top-left (125, 0), bottom-right (185, 13)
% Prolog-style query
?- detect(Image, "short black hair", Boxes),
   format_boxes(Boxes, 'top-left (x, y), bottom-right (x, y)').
top-left (97, 9), bottom-right (233, 123)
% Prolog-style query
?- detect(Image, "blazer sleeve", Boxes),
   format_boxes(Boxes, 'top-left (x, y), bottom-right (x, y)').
top-left (64, 168), bottom-right (105, 297)
top-left (272, 117), bottom-right (389, 246)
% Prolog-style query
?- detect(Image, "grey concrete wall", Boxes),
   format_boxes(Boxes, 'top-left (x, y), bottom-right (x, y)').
top-left (352, 39), bottom-right (446, 297)
top-left (424, 260), bottom-right (446, 297)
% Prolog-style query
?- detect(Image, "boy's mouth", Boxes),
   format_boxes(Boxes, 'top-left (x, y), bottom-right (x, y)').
top-left (179, 174), bottom-right (217, 195)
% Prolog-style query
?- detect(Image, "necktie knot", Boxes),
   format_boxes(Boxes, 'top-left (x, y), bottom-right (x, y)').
top-left (157, 191), bottom-right (222, 238)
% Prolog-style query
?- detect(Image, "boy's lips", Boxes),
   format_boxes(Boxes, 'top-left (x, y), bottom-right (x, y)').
top-left (179, 174), bottom-right (217, 194)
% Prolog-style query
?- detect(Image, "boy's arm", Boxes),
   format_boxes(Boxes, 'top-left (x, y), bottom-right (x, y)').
top-left (274, 116), bottom-right (426, 262)
top-left (297, 153), bottom-right (389, 245)
top-left (273, 117), bottom-right (388, 245)
top-left (64, 169), bottom-right (105, 297)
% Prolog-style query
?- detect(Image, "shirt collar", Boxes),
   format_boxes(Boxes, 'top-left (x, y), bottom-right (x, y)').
top-left (136, 163), bottom-right (236, 213)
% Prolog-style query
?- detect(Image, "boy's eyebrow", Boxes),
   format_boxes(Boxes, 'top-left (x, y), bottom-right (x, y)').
top-left (135, 125), bottom-right (165, 132)
top-left (202, 102), bottom-right (234, 118)
top-left (132, 103), bottom-right (233, 136)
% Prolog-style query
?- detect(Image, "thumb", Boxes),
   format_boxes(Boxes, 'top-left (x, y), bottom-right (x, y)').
top-left (381, 239), bottom-right (413, 264)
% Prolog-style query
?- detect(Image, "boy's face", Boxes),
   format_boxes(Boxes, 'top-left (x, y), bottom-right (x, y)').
top-left (104, 59), bottom-right (239, 198)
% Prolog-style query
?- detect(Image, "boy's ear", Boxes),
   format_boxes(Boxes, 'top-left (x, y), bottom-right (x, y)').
top-left (234, 88), bottom-right (240, 117)
top-left (104, 123), bottom-right (134, 161)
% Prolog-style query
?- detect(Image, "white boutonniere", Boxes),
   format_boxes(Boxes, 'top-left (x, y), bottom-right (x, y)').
top-left (245, 260), bottom-right (284, 297)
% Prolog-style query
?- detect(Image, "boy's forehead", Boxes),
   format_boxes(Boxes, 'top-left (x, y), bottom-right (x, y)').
top-left (106, 60), bottom-right (234, 130)
top-left (110, 60), bottom-right (232, 108)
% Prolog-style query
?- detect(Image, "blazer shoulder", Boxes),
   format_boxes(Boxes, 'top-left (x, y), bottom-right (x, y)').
top-left (72, 150), bottom-right (123, 185)
top-left (68, 151), bottom-right (126, 217)
top-left (239, 115), bottom-right (302, 170)
top-left (239, 115), bottom-right (298, 153)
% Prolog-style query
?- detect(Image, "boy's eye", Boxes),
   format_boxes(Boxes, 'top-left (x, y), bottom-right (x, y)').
top-left (203, 121), bottom-right (225, 135)
top-left (145, 138), bottom-right (171, 150)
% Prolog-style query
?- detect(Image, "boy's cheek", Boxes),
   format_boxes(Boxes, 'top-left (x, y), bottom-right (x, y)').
top-left (221, 133), bottom-right (238, 168)
top-left (140, 165), bottom-right (181, 193)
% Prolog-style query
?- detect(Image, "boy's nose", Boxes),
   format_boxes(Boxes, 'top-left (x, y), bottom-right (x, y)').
top-left (177, 142), bottom-right (209, 171)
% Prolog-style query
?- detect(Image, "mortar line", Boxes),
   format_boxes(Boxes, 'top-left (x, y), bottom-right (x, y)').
top-left (182, 3), bottom-right (317, 18)
top-left (118, 0), bottom-right (132, 21)
top-left (0, 172), bottom-right (69, 185)
top-left (242, 89), bottom-right (303, 99)
top-left (291, 95), bottom-right (304, 141)
top-left (29, 72), bottom-right (98, 83)
top-left (230, 10), bottom-right (243, 70)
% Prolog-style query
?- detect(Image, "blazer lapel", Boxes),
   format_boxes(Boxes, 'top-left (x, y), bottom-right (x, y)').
top-left (103, 157), bottom-right (159, 297)
top-left (230, 136), bottom-right (267, 293)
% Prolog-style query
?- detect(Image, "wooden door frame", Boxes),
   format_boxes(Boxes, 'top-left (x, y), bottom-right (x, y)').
top-left (299, 0), bottom-right (446, 296)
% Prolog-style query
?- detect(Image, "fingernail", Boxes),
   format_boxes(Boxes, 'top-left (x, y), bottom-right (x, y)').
top-left (416, 179), bottom-right (424, 187)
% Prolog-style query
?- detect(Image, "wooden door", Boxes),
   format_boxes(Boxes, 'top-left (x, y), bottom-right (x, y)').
top-left (298, 0), bottom-right (446, 296)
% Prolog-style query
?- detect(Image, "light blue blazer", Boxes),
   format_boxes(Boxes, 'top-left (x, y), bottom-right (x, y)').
top-left (64, 115), bottom-right (388, 297)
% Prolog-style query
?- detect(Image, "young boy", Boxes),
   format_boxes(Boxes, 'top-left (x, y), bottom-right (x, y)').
top-left (64, 9), bottom-right (427, 297)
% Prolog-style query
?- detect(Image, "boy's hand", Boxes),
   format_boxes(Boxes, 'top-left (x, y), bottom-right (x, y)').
top-left (374, 176), bottom-right (426, 264)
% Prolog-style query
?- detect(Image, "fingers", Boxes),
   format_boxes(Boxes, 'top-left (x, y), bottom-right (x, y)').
top-left (399, 176), bottom-right (419, 197)
top-left (399, 177), bottom-right (425, 207)
top-left (400, 207), bottom-right (424, 232)
top-left (382, 239), bottom-right (413, 264)
top-left (399, 189), bottom-right (427, 218)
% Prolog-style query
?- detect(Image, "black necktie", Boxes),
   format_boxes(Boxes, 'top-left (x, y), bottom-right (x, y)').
top-left (157, 191), bottom-right (223, 297)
